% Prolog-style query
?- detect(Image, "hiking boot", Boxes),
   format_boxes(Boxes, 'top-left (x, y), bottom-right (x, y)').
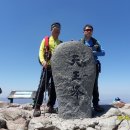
top-left (45, 106), bottom-right (57, 113)
top-left (33, 105), bottom-right (41, 117)
top-left (93, 105), bottom-right (104, 112)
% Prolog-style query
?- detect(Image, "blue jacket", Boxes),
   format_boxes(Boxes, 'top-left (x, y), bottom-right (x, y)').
top-left (81, 37), bottom-right (105, 64)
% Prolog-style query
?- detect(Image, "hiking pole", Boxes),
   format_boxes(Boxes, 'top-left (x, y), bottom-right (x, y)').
top-left (33, 66), bottom-right (45, 114)
top-left (34, 36), bottom-right (50, 116)
top-left (44, 66), bottom-right (48, 116)
top-left (43, 45), bottom-right (50, 116)
top-left (33, 64), bottom-right (48, 116)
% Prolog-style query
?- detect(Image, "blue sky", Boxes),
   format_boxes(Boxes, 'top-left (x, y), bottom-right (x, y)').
top-left (0, 0), bottom-right (130, 103)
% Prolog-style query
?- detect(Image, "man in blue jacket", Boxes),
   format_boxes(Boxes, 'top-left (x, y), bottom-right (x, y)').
top-left (81, 24), bottom-right (105, 112)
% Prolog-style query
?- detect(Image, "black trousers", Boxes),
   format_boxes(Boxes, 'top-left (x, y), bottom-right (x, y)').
top-left (92, 63), bottom-right (100, 106)
top-left (34, 66), bottom-right (56, 107)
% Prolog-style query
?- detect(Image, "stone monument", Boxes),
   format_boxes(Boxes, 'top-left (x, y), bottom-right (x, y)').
top-left (51, 41), bottom-right (96, 119)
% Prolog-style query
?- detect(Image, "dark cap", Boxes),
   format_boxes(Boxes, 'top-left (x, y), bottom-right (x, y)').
top-left (51, 22), bottom-right (61, 30)
top-left (83, 24), bottom-right (93, 31)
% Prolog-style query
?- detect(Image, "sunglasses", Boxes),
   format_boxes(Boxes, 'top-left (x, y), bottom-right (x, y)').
top-left (84, 29), bottom-right (92, 32)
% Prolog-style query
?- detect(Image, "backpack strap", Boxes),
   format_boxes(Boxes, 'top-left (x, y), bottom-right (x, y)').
top-left (91, 37), bottom-right (98, 45)
top-left (38, 36), bottom-right (50, 65)
top-left (44, 36), bottom-right (52, 62)
top-left (91, 37), bottom-right (101, 52)
top-left (44, 36), bottom-right (49, 52)
top-left (80, 37), bottom-right (101, 52)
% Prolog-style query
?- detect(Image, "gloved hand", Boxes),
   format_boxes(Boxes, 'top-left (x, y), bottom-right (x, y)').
top-left (42, 61), bottom-right (48, 69)
top-left (93, 44), bottom-right (100, 51)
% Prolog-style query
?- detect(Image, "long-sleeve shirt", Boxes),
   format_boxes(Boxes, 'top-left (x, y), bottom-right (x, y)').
top-left (39, 36), bottom-right (61, 65)
top-left (84, 38), bottom-right (105, 64)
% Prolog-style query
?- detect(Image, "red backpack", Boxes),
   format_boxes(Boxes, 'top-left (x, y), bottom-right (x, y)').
top-left (39, 36), bottom-right (52, 65)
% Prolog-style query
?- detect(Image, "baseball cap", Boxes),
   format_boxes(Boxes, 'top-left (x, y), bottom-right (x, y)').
top-left (51, 22), bottom-right (61, 30)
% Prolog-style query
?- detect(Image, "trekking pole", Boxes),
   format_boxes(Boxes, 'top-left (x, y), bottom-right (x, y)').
top-left (33, 66), bottom-right (45, 113)
top-left (43, 45), bottom-right (50, 116)
top-left (34, 36), bottom-right (50, 116)
top-left (44, 66), bottom-right (48, 116)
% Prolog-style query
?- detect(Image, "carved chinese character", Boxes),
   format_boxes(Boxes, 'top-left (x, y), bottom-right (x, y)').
top-left (72, 71), bottom-right (81, 81)
top-left (70, 85), bottom-right (85, 105)
top-left (70, 85), bottom-right (84, 100)
top-left (68, 54), bottom-right (88, 67)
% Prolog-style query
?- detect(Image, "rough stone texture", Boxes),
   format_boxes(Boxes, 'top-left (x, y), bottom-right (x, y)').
top-left (0, 118), bottom-right (7, 129)
top-left (0, 102), bottom-right (130, 130)
top-left (51, 41), bottom-right (96, 119)
top-left (118, 120), bottom-right (130, 130)
top-left (0, 104), bottom-right (32, 130)
top-left (103, 107), bottom-right (121, 118)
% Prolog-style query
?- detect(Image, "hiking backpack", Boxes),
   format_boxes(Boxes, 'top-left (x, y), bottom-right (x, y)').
top-left (38, 36), bottom-right (52, 65)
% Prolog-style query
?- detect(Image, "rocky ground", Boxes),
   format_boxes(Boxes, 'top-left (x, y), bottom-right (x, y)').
top-left (0, 101), bottom-right (130, 130)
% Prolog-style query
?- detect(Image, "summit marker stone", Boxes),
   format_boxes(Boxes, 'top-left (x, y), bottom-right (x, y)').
top-left (51, 41), bottom-right (96, 119)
